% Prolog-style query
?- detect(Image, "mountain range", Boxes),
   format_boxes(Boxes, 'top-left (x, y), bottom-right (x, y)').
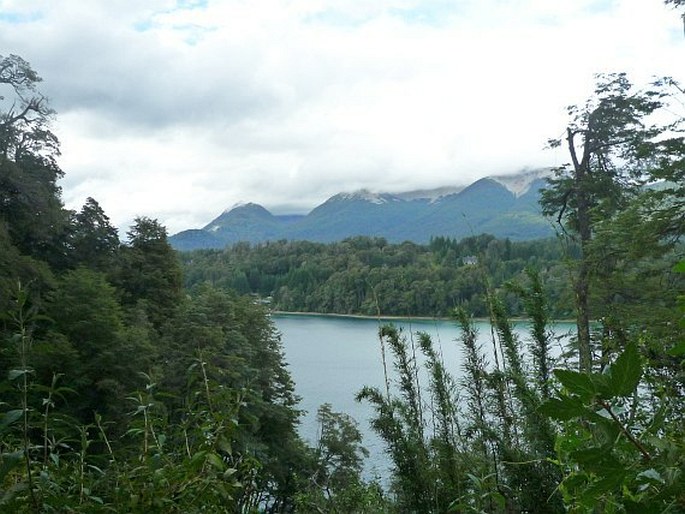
top-left (170, 169), bottom-right (555, 251)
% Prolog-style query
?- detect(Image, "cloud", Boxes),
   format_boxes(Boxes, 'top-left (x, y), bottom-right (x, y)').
top-left (0, 0), bottom-right (682, 233)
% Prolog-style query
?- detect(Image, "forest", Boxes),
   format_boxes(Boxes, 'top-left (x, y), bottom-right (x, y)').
top-left (1, 42), bottom-right (684, 514)
top-left (180, 235), bottom-right (578, 319)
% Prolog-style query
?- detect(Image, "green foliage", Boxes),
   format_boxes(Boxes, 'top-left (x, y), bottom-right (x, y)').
top-left (180, 235), bottom-right (576, 318)
top-left (542, 339), bottom-right (684, 512)
top-left (294, 403), bottom-right (391, 513)
top-left (113, 217), bottom-right (183, 330)
top-left (1, 279), bottom-right (345, 512)
top-left (157, 286), bottom-right (308, 508)
top-left (359, 273), bottom-right (564, 513)
top-left (0, 55), bottom-right (68, 269)
top-left (542, 73), bottom-right (685, 371)
top-left (40, 268), bottom-right (151, 422)
top-left (68, 197), bottom-right (120, 272)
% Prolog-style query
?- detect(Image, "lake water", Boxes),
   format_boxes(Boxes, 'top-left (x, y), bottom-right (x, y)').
top-left (273, 313), bottom-right (575, 481)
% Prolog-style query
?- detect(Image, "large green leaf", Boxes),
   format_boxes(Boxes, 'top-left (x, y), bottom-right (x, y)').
top-left (607, 341), bottom-right (642, 397)
top-left (0, 410), bottom-right (23, 432)
top-left (553, 369), bottom-right (597, 401)
top-left (539, 396), bottom-right (588, 420)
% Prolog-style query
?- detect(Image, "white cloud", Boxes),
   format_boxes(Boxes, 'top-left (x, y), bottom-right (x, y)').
top-left (1, 0), bottom-right (682, 233)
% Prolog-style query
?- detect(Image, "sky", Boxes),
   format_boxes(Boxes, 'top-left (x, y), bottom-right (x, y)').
top-left (0, 0), bottom-right (683, 235)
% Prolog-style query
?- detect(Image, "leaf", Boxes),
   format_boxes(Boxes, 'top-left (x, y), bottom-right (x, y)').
top-left (607, 341), bottom-right (642, 397)
top-left (7, 369), bottom-right (31, 381)
top-left (560, 472), bottom-right (589, 495)
top-left (588, 415), bottom-right (620, 447)
top-left (189, 450), bottom-right (207, 469)
top-left (217, 436), bottom-right (232, 455)
top-left (583, 471), bottom-right (625, 499)
top-left (636, 468), bottom-right (664, 484)
top-left (87, 464), bottom-right (105, 475)
top-left (206, 452), bottom-right (224, 470)
top-left (624, 499), bottom-right (661, 514)
top-left (0, 410), bottom-right (23, 431)
top-left (571, 447), bottom-right (623, 477)
top-left (553, 369), bottom-right (597, 401)
top-left (539, 396), bottom-right (588, 420)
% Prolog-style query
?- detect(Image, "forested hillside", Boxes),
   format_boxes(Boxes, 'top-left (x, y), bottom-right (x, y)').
top-left (2, 53), bottom-right (684, 514)
top-left (180, 235), bottom-right (577, 318)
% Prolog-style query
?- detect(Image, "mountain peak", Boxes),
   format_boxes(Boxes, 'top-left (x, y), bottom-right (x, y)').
top-left (222, 201), bottom-right (262, 214)
top-left (205, 202), bottom-right (274, 233)
top-left (333, 189), bottom-right (392, 205)
top-left (489, 168), bottom-right (551, 197)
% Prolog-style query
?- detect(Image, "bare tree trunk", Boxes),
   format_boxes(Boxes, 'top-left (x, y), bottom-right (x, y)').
top-left (574, 245), bottom-right (592, 372)
top-left (567, 128), bottom-right (593, 372)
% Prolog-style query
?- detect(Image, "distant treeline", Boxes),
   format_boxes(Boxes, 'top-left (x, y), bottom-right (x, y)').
top-left (180, 234), bottom-right (578, 318)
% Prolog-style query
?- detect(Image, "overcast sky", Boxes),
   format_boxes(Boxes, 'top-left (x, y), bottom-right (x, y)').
top-left (1, 0), bottom-right (683, 234)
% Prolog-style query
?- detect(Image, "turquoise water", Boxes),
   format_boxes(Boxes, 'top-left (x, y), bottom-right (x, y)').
top-left (273, 313), bottom-right (575, 480)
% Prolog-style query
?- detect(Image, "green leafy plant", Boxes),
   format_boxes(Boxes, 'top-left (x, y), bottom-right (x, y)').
top-left (541, 338), bottom-right (684, 512)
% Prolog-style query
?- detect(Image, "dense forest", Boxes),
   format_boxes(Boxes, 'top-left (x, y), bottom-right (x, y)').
top-left (181, 235), bottom-right (578, 319)
top-left (1, 44), bottom-right (685, 514)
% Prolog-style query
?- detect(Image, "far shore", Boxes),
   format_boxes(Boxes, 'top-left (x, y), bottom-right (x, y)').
top-left (270, 310), bottom-right (577, 324)
top-left (271, 310), bottom-right (457, 322)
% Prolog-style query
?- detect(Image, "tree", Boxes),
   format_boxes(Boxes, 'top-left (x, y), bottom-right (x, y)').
top-left (68, 197), bottom-right (120, 271)
top-left (0, 54), bottom-right (67, 267)
top-left (40, 268), bottom-right (140, 421)
top-left (113, 217), bottom-right (183, 329)
top-left (0, 54), bottom-right (59, 162)
top-left (157, 286), bottom-right (306, 511)
top-left (541, 73), bottom-right (684, 371)
top-left (295, 404), bottom-right (390, 513)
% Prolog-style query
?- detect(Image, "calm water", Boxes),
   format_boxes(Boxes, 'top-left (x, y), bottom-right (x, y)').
top-left (273, 313), bottom-right (574, 480)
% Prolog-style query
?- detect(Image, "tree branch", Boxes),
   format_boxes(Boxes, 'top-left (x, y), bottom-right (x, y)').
top-left (599, 400), bottom-right (651, 461)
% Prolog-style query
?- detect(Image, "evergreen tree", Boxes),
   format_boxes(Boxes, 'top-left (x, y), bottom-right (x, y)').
top-left (68, 197), bottom-right (120, 271)
top-left (113, 217), bottom-right (183, 330)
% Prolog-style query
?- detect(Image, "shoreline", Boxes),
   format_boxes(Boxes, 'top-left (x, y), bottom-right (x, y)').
top-left (271, 310), bottom-right (457, 321)
top-left (270, 310), bottom-right (577, 324)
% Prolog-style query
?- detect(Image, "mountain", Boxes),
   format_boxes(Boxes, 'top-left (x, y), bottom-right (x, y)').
top-left (170, 169), bottom-right (554, 250)
top-left (202, 202), bottom-right (285, 243)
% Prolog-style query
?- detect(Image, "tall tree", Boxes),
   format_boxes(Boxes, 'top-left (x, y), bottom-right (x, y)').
top-left (0, 54), bottom-right (59, 162)
top-left (541, 73), bottom-right (683, 371)
top-left (113, 217), bottom-right (183, 329)
top-left (0, 54), bottom-right (67, 266)
top-left (69, 197), bottom-right (120, 271)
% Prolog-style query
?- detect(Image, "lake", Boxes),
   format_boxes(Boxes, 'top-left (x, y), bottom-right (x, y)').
top-left (273, 313), bottom-right (575, 481)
